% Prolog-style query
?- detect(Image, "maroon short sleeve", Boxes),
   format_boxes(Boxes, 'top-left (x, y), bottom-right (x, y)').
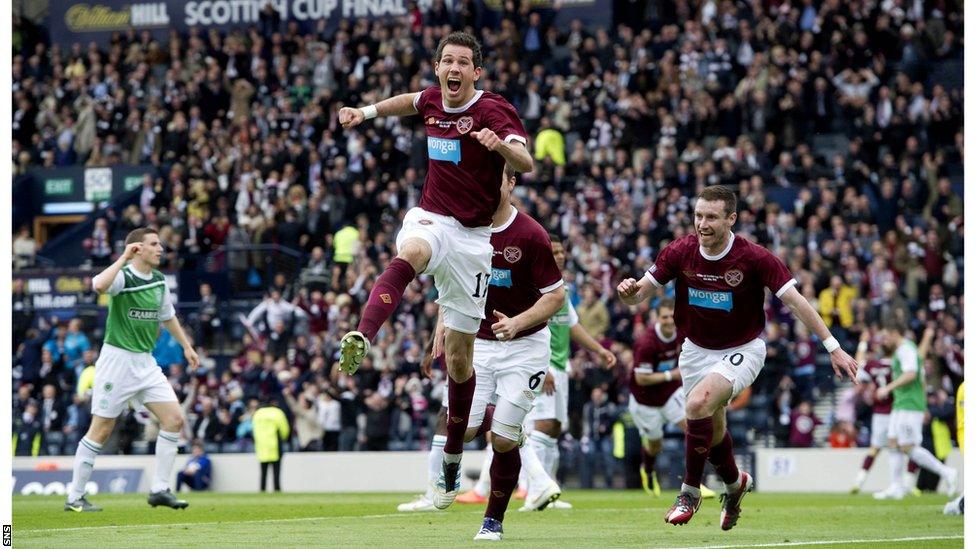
top-left (529, 236), bottom-right (563, 292)
top-left (483, 98), bottom-right (528, 145)
top-left (413, 87), bottom-right (433, 113)
top-left (646, 240), bottom-right (681, 287)
top-left (756, 247), bottom-right (796, 297)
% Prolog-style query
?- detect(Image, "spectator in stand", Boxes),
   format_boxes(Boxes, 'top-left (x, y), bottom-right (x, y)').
top-left (789, 401), bottom-right (823, 448)
top-left (63, 318), bottom-right (91, 374)
top-left (13, 225), bottom-right (36, 270)
top-left (282, 384), bottom-right (325, 451)
top-left (176, 440), bottom-right (212, 492)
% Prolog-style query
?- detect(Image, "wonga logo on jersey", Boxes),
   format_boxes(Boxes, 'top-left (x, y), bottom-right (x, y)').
top-left (688, 287), bottom-right (733, 312)
top-left (427, 137), bottom-right (461, 164)
top-left (490, 268), bottom-right (512, 288)
top-left (657, 359), bottom-right (677, 372)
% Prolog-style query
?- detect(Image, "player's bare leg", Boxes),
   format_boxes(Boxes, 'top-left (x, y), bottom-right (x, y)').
top-left (144, 401), bottom-right (189, 509)
top-left (340, 239), bottom-right (429, 375)
top-left (65, 415), bottom-right (116, 511)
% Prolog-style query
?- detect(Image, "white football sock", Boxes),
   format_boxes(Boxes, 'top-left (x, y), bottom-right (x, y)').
top-left (151, 430), bottom-right (181, 493)
top-left (909, 446), bottom-right (952, 478)
top-left (888, 451), bottom-right (905, 491)
top-left (473, 447), bottom-right (493, 497)
top-left (854, 469), bottom-right (867, 489)
top-left (520, 443), bottom-right (553, 496)
top-left (425, 435), bottom-right (447, 500)
top-left (529, 431), bottom-right (558, 478)
top-left (68, 437), bottom-right (102, 502)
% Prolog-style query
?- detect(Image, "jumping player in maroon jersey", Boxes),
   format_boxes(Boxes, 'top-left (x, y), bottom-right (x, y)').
top-left (335, 32), bottom-right (533, 505)
top-left (617, 186), bottom-right (858, 530)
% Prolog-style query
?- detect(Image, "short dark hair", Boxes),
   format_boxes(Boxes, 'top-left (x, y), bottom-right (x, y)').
top-left (657, 298), bottom-right (676, 312)
top-left (434, 32), bottom-right (483, 68)
top-left (548, 232), bottom-right (562, 244)
top-left (125, 227), bottom-right (158, 245)
top-left (697, 186), bottom-right (737, 216)
top-left (503, 163), bottom-right (517, 181)
top-left (882, 317), bottom-right (907, 333)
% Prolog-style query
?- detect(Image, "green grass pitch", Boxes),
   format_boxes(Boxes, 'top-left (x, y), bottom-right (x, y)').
top-left (13, 491), bottom-right (963, 548)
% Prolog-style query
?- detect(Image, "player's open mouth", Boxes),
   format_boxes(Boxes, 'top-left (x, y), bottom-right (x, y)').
top-left (447, 77), bottom-right (462, 93)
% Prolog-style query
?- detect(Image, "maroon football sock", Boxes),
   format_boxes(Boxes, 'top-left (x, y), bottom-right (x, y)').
top-left (484, 446), bottom-right (521, 522)
top-left (907, 460), bottom-right (919, 474)
top-left (444, 373), bottom-right (476, 455)
top-left (683, 417), bottom-right (714, 488)
top-left (475, 404), bottom-right (495, 438)
top-left (707, 430), bottom-right (740, 485)
top-left (356, 258), bottom-right (416, 341)
top-left (862, 454), bottom-right (876, 471)
top-left (641, 447), bottom-right (657, 476)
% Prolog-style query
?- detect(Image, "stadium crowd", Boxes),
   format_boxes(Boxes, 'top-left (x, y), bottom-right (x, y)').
top-left (12, 0), bottom-right (963, 484)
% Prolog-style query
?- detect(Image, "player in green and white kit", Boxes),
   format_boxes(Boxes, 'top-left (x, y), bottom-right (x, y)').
top-left (873, 319), bottom-right (958, 500)
top-left (64, 228), bottom-right (198, 512)
top-left (521, 233), bottom-right (617, 510)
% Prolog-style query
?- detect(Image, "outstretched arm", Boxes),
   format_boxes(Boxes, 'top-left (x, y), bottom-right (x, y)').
top-left (635, 368), bottom-right (682, 386)
top-left (339, 92), bottom-right (421, 128)
top-left (571, 323), bottom-right (617, 369)
top-left (779, 286), bottom-right (858, 383)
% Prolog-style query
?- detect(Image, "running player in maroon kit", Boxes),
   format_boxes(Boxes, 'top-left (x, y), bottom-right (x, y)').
top-left (617, 186), bottom-right (859, 530)
top-left (629, 300), bottom-right (716, 499)
top-left (851, 330), bottom-right (897, 494)
top-left (336, 32), bottom-right (533, 503)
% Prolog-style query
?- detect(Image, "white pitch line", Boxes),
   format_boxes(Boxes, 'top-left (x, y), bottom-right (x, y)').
top-left (21, 507), bottom-right (649, 534)
top-left (19, 510), bottom-right (486, 534)
top-left (664, 535), bottom-right (964, 549)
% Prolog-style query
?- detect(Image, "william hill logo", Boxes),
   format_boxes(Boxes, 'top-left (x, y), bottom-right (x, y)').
top-left (128, 308), bottom-right (160, 321)
top-left (65, 3), bottom-right (170, 32)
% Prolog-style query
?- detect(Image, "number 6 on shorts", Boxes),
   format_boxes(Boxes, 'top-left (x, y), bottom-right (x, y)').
top-left (529, 370), bottom-right (545, 390)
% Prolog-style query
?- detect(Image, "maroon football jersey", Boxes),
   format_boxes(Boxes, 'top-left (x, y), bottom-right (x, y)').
top-left (863, 358), bottom-right (894, 414)
top-left (414, 87), bottom-right (528, 228)
top-left (646, 233), bottom-right (795, 350)
top-left (629, 323), bottom-right (684, 406)
top-left (477, 208), bottom-right (563, 341)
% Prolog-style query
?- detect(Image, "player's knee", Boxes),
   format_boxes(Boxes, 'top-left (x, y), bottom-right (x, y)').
top-left (491, 435), bottom-right (517, 453)
top-left (535, 419), bottom-right (560, 438)
top-left (162, 414), bottom-right (184, 433)
top-left (490, 417), bottom-right (523, 447)
top-left (686, 392), bottom-right (714, 419)
top-left (86, 420), bottom-right (115, 444)
top-left (463, 426), bottom-right (480, 442)
top-left (396, 239), bottom-right (431, 272)
top-left (647, 439), bottom-right (663, 455)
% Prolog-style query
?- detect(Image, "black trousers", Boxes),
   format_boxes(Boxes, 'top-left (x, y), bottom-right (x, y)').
top-left (260, 459), bottom-right (281, 492)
